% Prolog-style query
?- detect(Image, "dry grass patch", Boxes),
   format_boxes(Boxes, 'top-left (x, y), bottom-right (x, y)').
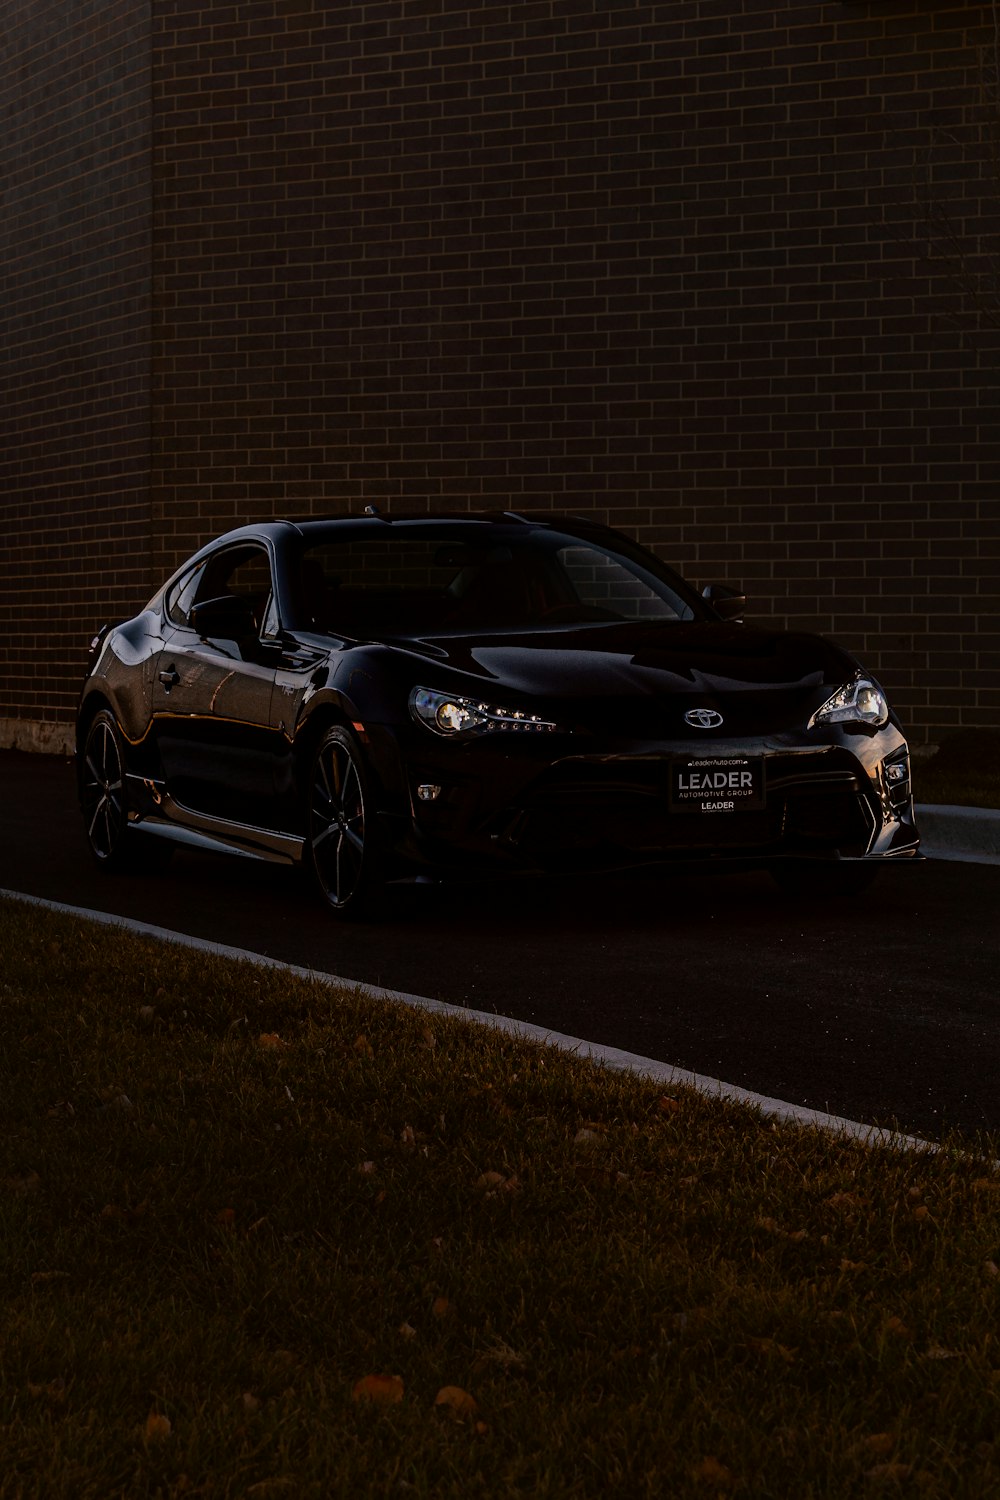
top-left (2, 897), bottom-right (1000, 1497)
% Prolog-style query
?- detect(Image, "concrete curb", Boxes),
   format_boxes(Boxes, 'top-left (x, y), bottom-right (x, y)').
top-left (914, 804), bottom-right (1000, 867)
top-left (0, 718), bottom-right (74, 755)
top-left (0, 885), bottom-right (940, 1156)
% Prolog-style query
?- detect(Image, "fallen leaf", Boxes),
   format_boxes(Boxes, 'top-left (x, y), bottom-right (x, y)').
top-left (747, 1337), bottom-right (797, 1364)
top-left (691, 1456), bottom-right (737, 1488)
top-left (144, 1413), bottom-right (172, 1441)
top-left (398, 1322), bottom-right (418, 1340)
top-left (353, 1035), bottom-right (374, 1058)
top-left (924, 1345), bottom-right (962, 1361)
top-left (27, 1378), bottom-right (66, 1405)
top-left (475, 1170), bottom-right (519, 1199)
top-left (431, 1296), bottom-right (451, 1320)
top-left (911, 1205), bottom-right (931, 1222)
top-left (657, 1095), bottom-right (681, 1114)
top-left (756, 1216), bottom-right (808, 1242)
top-left (30, 1270), bottom-right (70, 1285)
top-left (257, 1033), bottom-right (285, 1050)
top-left (983, 1260), bottom-right (1000, 1280)
top-left (853, 1433), bottom-right (896, 1458)
top-left (882, 1316), bottom-right (911, 1341)
top-left (357, 1161), bottom-right (376, 1176)
top-left (434, 1385), bottom-right (478, 1417)
top-left (574, 1127), bottom-right (603, 1147)
top-left (351, 1374), bottom-right (404, 1406)
top-left (5, 1171), bottom-right (41, 1196)
top-left (840, 1258), bottom-right (868, 1273)
top-left (825, 1191), bottom-right (868, 1213)
top-left (865, 1463), bottom-right (913, 1482)
top-left (476, 1171), bottom-right (507, 1192)
top-left (242, 1391), bottom-right (261, 1414)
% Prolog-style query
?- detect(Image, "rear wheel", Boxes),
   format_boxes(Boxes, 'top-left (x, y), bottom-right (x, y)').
top-left (79, 709), bottom-right (173, 873)
top-left (306, 727), bottom-right (385, 917)
top-left (770, 859), bottom-right (878, 899)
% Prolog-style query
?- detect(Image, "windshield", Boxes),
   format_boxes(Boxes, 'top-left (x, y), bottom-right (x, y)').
top-left (291, 526), bottom-right (703, 636)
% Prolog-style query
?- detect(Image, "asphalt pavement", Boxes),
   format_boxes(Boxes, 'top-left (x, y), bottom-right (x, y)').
top-left (2, 749), bottom-right (999, 1143)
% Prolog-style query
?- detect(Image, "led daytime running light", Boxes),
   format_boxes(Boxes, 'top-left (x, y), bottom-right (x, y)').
top-left (410, 687), bottom-right (558, 737)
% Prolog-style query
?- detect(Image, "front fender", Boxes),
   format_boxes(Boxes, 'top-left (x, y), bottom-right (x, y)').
top-left (77, 613), bottom-right (162, 765)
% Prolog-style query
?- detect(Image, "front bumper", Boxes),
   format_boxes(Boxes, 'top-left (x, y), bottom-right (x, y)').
top-left (374, 727), bottom-right (920, 878)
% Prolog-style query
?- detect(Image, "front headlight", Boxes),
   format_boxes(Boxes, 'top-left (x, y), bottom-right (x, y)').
top-left (409, 686), bottom-right (559, 738)
top-left (810, 675), bottom-right (889, 730)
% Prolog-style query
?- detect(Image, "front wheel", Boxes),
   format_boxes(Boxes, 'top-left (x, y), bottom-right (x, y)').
top-left (770, 859), bottom-right (878, 900)
top-left (305, 727), bottom-right (385, 917)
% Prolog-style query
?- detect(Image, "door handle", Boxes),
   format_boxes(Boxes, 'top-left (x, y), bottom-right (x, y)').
top-left (158, 667), bottom-right (180, 688)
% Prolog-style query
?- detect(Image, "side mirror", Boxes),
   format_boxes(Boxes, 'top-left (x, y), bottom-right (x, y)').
top-left (191, 594), bottom-right (258, 641)
top-left (702, 583), bottom-right (747, 623)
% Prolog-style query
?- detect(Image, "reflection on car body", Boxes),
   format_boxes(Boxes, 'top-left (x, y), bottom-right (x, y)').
top-left (77, 510), bottom-right (920, 916)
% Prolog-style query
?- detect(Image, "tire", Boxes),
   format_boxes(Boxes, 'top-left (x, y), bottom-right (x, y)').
top-left (770, 859), bottom-right (878, 900)
top-left (305, 726), bottom-right (385, 917)
top-left (78, 709), bottom-right (173, 873)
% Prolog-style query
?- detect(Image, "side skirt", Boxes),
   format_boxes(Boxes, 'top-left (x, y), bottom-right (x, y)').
top-left (125, 775), bottom-right (305, 865)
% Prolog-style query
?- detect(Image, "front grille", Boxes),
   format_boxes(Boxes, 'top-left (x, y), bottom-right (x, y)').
top-left (492, 751), bottom-right (874, 863)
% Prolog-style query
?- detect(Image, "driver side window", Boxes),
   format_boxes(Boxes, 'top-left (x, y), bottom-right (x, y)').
top-left (191, 545), bottom-right (276, 635)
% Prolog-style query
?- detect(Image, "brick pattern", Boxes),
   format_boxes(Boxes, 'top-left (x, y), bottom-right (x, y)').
top-left (3, 1), bottom-right (1000, 742)
top-left (0, 0), bottom-right (153, 722)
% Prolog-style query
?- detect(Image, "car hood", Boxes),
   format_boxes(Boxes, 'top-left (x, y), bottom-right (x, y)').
top-left (387, 621), bottom-right (860, 736)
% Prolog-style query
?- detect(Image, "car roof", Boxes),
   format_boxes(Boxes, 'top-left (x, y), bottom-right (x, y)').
top-left (198, 512), bottom-right (629, 552)
top-left (288, 511), bottom-right (621, 541)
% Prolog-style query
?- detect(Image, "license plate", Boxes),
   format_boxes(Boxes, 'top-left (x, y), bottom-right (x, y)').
top-left (669, 756), bottom-right (765, 813)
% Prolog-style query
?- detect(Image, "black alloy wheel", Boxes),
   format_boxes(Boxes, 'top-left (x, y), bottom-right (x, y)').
top-left (80, 709), bottom-right (173, 873)
top-left (306, 727), bottom-right (384, 915)
top-left (80, 710), bottom-right (130, 868)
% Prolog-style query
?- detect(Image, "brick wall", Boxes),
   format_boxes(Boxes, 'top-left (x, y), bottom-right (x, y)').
top-left (3, 1), bottom-right (1000, 744)
top-left (0, 0), bottom-right (153, 740)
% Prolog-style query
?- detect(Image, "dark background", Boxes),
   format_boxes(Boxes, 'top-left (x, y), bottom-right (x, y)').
top-left (2, 0), bottom-right (999, 746)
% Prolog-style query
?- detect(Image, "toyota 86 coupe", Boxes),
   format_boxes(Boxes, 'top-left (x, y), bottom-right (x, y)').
top-left (77, 511), bottom-right (920, 915)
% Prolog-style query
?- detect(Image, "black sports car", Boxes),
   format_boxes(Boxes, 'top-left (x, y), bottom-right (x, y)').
top-left (77, 511), bottom-right (920, 914)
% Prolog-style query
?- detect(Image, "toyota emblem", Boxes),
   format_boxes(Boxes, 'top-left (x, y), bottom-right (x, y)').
top-left (684, 708), bottom-right (724, 730)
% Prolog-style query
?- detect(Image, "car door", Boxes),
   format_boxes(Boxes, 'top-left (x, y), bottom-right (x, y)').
top-left (150, 543), bottom-right (282, 826)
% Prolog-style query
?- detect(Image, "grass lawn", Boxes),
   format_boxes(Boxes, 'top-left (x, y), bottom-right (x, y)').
top-left (4, 896), bottom-right (1000, 1497)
